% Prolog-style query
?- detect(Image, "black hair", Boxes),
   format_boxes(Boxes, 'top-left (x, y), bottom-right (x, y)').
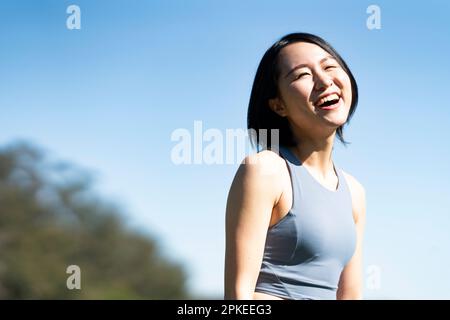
top-left (247, 32), bottom-right (358, 151)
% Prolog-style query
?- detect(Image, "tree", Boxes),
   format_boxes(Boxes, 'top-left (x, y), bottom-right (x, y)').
top-left (0, 142), bottom-right (190, 299)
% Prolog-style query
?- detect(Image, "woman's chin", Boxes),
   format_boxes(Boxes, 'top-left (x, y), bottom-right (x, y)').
top-left (320, 115), bottom-right (348, 129)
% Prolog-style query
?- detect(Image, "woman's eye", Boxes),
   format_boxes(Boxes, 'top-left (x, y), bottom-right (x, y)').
top-left (295, 72), bottom-right (310, 80)
top-left (325, 65), bottom-right (337, 70)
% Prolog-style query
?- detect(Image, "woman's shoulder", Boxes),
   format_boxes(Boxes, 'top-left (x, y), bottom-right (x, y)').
top-left (341, 170), bottom-right (366, 223)
top-left (232, 150), bottom-right (286, 198)
top-left (341, 170), bottom-right (365, 196)
top-left (240, 149), bottom-right (286, 177)
top-left (228, 150), bottom-right (286, 211)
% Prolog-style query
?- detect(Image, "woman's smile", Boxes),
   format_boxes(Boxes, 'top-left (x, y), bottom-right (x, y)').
top-left (317, 96), bottom-right (343, 111)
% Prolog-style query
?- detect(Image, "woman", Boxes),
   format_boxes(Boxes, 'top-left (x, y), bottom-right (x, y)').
top-left (224, 33), bottom-right (366, 300)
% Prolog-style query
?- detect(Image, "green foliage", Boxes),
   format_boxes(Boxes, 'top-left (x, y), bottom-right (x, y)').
top-left (0, 142), bottom-right (191, 299)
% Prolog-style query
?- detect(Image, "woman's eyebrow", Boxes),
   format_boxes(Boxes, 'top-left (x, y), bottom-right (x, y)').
top-left (284, 55), bottom-right (336, 79)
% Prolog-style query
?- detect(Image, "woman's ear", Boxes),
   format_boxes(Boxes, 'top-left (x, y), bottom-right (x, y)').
top-left (268, 97), bottom-right (287, 117)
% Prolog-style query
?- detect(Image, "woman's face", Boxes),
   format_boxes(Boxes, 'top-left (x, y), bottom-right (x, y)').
top-left (270, 42), bottom-right (352, 138)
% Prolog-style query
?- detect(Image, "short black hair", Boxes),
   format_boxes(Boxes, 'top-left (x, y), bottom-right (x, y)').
top-left (247, 32), bottom-right (358, 151)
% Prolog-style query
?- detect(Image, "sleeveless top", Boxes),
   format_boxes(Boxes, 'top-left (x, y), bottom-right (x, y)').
top-left (254, 146), bottom-right (357, 300)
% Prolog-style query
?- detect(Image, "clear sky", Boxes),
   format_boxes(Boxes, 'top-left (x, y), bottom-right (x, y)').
top-left (1, 0), bottom-right (449, 299)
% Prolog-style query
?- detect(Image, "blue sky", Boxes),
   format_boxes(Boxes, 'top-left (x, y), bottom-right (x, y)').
top-left (1, 0), bottom-right (449, 299)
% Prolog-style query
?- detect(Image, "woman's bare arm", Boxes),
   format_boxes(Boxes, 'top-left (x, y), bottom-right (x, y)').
top-left (337, 172), bottom-right (366, 299)
top-left (224, 151), bottom-right (282, 299)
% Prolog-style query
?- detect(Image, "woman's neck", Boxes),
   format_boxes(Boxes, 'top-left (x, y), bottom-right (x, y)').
top-left (290, 131), bottom-right (336, 179)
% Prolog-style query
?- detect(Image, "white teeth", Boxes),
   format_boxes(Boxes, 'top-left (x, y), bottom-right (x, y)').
top-left (316, 93), bottom-right (339, 106)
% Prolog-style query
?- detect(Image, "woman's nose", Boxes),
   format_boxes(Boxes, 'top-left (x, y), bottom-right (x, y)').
top-left (314, 74), bottom-right (334, 91)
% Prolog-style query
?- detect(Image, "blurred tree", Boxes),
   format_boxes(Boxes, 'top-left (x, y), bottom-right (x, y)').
top-left (0, 142), bottom-right (190, 299)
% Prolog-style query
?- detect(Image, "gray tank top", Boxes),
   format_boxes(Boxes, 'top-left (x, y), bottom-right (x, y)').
top-left (254, 146), bottom-right (357, 300)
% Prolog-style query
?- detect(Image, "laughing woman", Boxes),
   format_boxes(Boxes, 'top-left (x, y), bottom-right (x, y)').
top-left (224, 33), bottom-right (366, 300)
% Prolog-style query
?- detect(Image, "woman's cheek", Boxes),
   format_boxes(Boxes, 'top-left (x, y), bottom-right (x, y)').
top-left (291, 82), bottom-right (313, 101)
top-left (336, 71), bottom-right (351, 89)
top-left (335, 74), bottom-right (352, 99)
